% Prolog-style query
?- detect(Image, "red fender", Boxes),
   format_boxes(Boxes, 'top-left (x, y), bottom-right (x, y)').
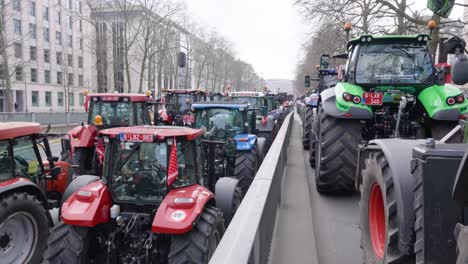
top-left (152, 184), bottom-right (214, 234)
top-left (61, 180), bottom-right (111, 227)
top-left (45, 161), bottom-right (71, 194)
top-left (68, 125), bottom-right (98, 151)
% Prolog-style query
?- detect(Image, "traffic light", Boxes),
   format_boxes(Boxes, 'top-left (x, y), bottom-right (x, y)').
top-left (305, 76), bottom-right (310, 88)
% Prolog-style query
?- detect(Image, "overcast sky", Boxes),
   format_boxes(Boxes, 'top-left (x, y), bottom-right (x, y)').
top-left (184, 0), bottom-right (466, 81)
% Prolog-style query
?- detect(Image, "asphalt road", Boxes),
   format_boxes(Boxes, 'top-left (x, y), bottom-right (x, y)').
top-left (270, 114), bottom-right (362, 264)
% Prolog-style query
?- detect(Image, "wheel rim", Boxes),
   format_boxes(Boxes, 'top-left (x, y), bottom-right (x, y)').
top-left (0, 212), bottom-right (39, 263)
top-left (369, 184), bottom-right (385, 259)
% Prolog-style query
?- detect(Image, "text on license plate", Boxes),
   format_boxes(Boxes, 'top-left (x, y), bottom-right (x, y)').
top-left (363, 92), bottom-right (383, 105)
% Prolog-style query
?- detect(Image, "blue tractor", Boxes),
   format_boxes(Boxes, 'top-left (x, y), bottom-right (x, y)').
top-left (192, 102), bottom-right (267, 195)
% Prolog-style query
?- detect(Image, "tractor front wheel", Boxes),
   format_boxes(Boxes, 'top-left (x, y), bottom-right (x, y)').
top-left (302, 106), bottom-right (313, 150)
top-left (360, 152), bottom-right (413, 263)
top-left (0, 192), bottom-right (49, 264)
top-left (308, 108), bottom-right (318, 168)
top-left (73, 147), bottom-right (94, 175)
top-left (234, 146), bottom-right (258, 195)
top-left (315, 107), bottom-right (361, 194)
top-left (169, 206), bottom-right (225, 264)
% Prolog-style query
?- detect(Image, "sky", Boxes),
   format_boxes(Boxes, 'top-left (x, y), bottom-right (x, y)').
top-left (184, 0), bottom-right (466, 81)
top-left (184, 0), bottom-right (308, 80)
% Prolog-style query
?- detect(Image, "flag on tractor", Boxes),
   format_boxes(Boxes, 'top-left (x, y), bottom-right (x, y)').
top-left (167, 137), bottom-right (178, 186)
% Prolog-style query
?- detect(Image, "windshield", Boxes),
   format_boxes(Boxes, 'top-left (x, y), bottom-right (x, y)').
top-left (88, 101), bottom-right (147, 126)
top-left (195, 108), bottom-right (244, 139)
top-left (107, 140), bottom-right (197, 203)
top-left (168, 94), bottom-right (197, 112)
top-left (355, 44), bottom-right (434, 85)
top-left (0, 137), bottom-right (45, 182)
top-left (229, 97), bottom-right (262, 108)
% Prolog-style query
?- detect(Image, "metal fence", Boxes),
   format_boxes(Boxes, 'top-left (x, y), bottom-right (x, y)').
top-left (210, 112), bottom-right (294, 264)
top-left (0, 112), bottom-right (87, 125)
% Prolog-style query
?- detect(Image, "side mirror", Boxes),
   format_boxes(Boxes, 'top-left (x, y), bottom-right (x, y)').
top-left (452, 54), bottom-right (468, 85)
top-left (249, 111), bottom-right (257, 133)
top-left (178, 52), bottom-right (187, 68)
top-left (61, 138), bottom-right (71, 154)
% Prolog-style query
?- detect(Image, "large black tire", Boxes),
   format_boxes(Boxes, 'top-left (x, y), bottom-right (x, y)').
top-left (256, 137), bottom-right (267, 165)
top-left (234, 146), bottom-right (258, 195)
top-left (360, 152), bottom-right (414, 264)
top-left (308, 108), bottom-right (318, 168)
top-left (302, 106), bottom-right (313, 150)
top-left (73, 148), bottom-right (94, 175)
top-left (258, 132), bottom-right (272, 151)
top-left (431, 120), bottom-right (461, 143)
top-left (168, 206), bottom-right (225, 264)
top-left (0, 192), bottom-right (49, 264)
top-left (43, 222), bottom-right (104, 264)
top-left (315, 107), bottom-right (361, 194)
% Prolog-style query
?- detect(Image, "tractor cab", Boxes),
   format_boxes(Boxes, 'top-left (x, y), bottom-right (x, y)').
top-left (160, 89), bottom-right (207, 126)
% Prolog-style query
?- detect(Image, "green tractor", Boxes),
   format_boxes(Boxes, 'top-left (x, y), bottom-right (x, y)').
top-left (313, 32), bottom-right (468, 195)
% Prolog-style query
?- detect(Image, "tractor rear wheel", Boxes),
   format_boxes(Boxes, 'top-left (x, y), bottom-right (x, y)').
top-left (431, 121), bottom-right (461, 143)
top-left (44, 222), bottom-right (105, 264)
top-left (258, 132), bottom-right (272, 150)
top-left (315, 107), bottom-right (361, 194)
top-left (360, 152), bottom-right (414, 264)
top-left (168, 206), bottom-right (224, 264)
top-left (234, 146), bottom-right (258, 195)
top-left (0, 192), bottom-right (49, 264)
top-left (302, 106), bottom-right (313, 150)
top-left (73, 147), bottom-right (94, 175)
top-left (308, 108), bottom-right (318, 168)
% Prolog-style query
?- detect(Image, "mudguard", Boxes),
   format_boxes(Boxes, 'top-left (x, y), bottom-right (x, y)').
top-left (365, 139), bottom-right (426, 252)
top-left (418, 84), bottom-right (468, 120)
top-left (152, 184), bottom-right (214, 234)
top-left (234, 134), bottom-right (257, 151)
top-left (61, 180), bottom-right (111, 227)
top-left (45, 161), bottom-right (71, 195)
top-left (215, 177), bottom-right (240, 223)
top-left (321, 83), bottom-right (372, 119)
top-left (0, 178), bottom-right (47, 205)
top-left (68, 124), bottom-right (98, 151)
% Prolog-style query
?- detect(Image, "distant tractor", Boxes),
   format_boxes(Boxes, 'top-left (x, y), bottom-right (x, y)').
top-left (192, 102), bottom-right (267, 195)
top-left (44, 126), bottom-right (241, 263)
top-left (158, 89), bottom-right (207, 126)
top-left (0, 122), bottom-right (71, 264)
top-left (65, 91), bottom-right (153, 175)
top-left (313, 32), bottom-right (468, 195)
top-left (228, 91), bottom-right (279, 148)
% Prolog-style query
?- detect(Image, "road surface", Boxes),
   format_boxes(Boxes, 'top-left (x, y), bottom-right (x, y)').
top-left (270, 114), bottom-right (361, 264)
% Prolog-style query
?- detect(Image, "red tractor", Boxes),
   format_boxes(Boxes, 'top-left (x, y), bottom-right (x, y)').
top-left (66, 91), bottom-right (153, 175)
top-left (0, 122), bottom-right (71, 264)
top-left (45, 126), bottom-right (241, 263)
top-left (157, 89), bottom-right (207, 126)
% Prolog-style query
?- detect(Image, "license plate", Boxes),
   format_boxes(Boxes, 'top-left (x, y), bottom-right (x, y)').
top-left (363, 92), bottom-right (383, 105)
top-left (120, 133), bottom-right (153, 142)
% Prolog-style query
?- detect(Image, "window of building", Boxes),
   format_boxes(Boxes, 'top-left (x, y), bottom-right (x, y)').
top-left (57, 92), bottom-right (63, 106)
top-left (14, 19), bottom-right (21, 34)
top-left (32, 91), bottom-right (39, 106)
top-left (69, 92), bottom-right (74, 106)
top-left (56, 52), bottom-right (62, 64)
top-left (57, 71), bottom-right (63, 84)
top-left (44, 70), bottom-right (51, 83)
top-left (15, 67), bottom-right (22, 81)
top-left (79, 92), bottom-right (84, 105)
top-left (31, 68), bottom-right (37, 82)
top-left (57, 0), bottom-right (61, 6)
top-left (68, 73), bottom-right (73, 86)
top-left (30, 46), bottom-right (37, 61)
top-left (44, 49), bottom-right (50, 63)
top-left (68, 16), bottom-right (72, 29)
top-left (67, 35), bottom-right (72, 47)
top-left (29, 1), bottom-right (35, 16)
top-left (78, 56), bottom-right (83, 68)
top-left (56, 11), bottom-right (61, 25)
top-left (68, 0), bottom-right (72, 9)
top-left (43, 6), bottom-right (49, 21)
top-left (45, 91), bottom-right (51, 106)
top-left (67, 54), bottom-right (72, 67)
top-left (79, 38), bottom-right (83, 50)
top-left (14, 43), bottom-right (22, 58)
top-left (43, 28), bottom-right (49, 42)
top-left (13, 0), bottom-right (21, 11)
top-left (29, 23), bottom-right (36, 39)
top-left (56, 31), bottom-right (61, 45)
top-left (78, 2), bottom-right (82, 13)
top-left (78, 75), bottom-right (83, 86)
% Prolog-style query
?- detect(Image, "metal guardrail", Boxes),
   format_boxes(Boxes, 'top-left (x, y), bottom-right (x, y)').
top-left (210, 112), bottom-right (294, 264)
top-left (0, 112), bottom-right (87, 125)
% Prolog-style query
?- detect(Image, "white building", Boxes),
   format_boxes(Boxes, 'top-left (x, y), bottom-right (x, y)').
top-left (0, 0), bottom-right (94, 112)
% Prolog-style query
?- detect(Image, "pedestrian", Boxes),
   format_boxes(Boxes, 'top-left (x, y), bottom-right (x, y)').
top-left (14, 102), bottom-right (18, 112)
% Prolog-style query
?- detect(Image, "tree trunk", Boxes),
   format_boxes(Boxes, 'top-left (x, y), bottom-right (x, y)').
top-left (138, 48), bottom-right (148, 93)
top-left (0, 11), bottom-right (13, 112)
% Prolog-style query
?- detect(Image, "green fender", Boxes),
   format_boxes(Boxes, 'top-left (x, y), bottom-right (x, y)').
top-left (321, 82), bottom-right (372, 119)
top-left (418, 84), bottom-right (468, 121)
